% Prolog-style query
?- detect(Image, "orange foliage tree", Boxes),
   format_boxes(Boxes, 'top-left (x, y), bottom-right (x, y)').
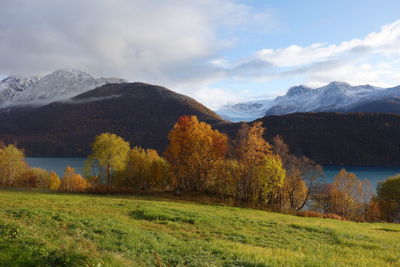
top-left (60, 166), bottom-right (87, 192)
top-left (165, 115), bottom-right (228, 192)
top-left (233, 122), bottom-right (286, 206)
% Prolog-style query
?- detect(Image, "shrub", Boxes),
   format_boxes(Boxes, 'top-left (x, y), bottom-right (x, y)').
top-left (59, 166), bottom-right (87, 192)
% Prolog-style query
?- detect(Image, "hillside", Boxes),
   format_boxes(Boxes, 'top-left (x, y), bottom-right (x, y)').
top-left (217, 112), bottom-right (400, 166)
top-left (0, 189), bottom-right (399, 266)
top-left (0, 82), bottom-right (224, 156)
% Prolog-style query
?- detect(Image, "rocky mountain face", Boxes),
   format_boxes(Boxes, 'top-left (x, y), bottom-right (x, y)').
top-left (217, 82), bottom-right (400, 121)
top-left (0, 69), bottom-right (126, 108)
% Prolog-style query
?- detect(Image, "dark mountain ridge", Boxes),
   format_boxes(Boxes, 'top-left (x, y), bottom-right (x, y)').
top-left (217, 112), bottom-right (400, 166)
top-left (0, 82), bottom-right (224, 156)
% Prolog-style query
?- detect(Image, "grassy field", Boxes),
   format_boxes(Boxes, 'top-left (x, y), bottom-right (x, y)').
top-left (0, 189), bottom-right (399, 267)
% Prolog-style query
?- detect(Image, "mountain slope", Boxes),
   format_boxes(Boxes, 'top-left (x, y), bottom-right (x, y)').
top-left (0, 82), bottom-right (224, 156)
top-left (217, 112), bottom-right (400, 166)
top-left (0, 69), bottom-right (126, 108)
top-left (346, 97), bottom-right (400, 113)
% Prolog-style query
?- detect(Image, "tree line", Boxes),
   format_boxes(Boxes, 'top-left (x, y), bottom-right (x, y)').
top-left (0, 116), bottom-right (399, 223)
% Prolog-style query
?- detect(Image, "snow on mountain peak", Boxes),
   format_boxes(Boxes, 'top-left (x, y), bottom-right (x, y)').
top-left (0, 69), bottom-right (126, 108)
top-left (285, 85), bottom-right (314, 98)
top-left (216, 81), bottom-right (400, 121)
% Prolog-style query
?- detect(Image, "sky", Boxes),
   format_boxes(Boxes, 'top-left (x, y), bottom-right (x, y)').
top-left (1, 0), bottom-right (400, 108)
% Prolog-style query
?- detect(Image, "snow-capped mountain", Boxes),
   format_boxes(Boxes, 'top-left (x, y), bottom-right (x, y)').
top-left (0, 76), bottom-right (40, 106)
top-left (0, 69), bottom-right (126, 108)
top-left (266, 81), bottom-right (388, 115)
top-left (216, 81), bottom-right (400, 121)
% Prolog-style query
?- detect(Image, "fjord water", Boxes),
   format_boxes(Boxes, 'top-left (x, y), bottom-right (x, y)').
top-left (26, 157), bottom-right (86, 177)
top-left (322, 166), bottom-right (400, 189)
top-left (26, 158), bottom-right (400, 189)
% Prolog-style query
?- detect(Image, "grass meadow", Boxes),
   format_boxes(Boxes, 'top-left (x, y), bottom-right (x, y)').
top-left (0, 189), bottom-right (399, 266)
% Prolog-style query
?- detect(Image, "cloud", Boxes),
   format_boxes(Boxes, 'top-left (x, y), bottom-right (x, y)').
top-left (233, 20), bottom-right (400, 87)
top-left (0, 0), bottom-right (273, 81)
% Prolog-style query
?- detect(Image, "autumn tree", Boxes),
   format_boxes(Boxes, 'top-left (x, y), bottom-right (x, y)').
top-left (46, 171), bottom-right (61, 190)
top-left (312, 169), bottom-right (367, 220)
top-left (213, 159), bottom-right (242, 198)
top-left (117, 147), bottom-right (170, 190)
top-left (84, 133), bottom-right (130, 186)
top-left (332, 169), bottom-right (362, 218)
top-left (60, 166), bottom-right (87, 192)
top-left (0, 144), bottom-right (27, 186)
top-left (165, 116), bottom-right (228, 192)
top-left (24, 168), bottom-right (51, 189)
top-left (360, 179), bottom-right (374, 221)
top-left (272, 135), bottom-right (323, 212)
top-left (233, 122), bottom-right (285, 207)
top-left (377, 175), bottom-right (400, 222)
top-left (312, 183), bottom-right (339, 214)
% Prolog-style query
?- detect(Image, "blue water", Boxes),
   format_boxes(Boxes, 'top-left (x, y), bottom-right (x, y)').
top-left (26, 157), bottom-right (86, 177)
top-left (26, 158), bottom-right (400, 190)
top-left (322, 166), bottom-right (400, 189)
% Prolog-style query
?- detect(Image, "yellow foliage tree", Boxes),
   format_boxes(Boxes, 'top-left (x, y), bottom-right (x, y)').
top-left (118, 147), bottom-right (170, 190)
top-left (30, 168), bottom-right (51, 189)
top-left (332, 169), bottom-right (362, 218)
top-left (272, 135), bottom-right (322, 212)
top-left (60, 166), bottom-right (87, 192)
top-left (84, 133), bottom-right (130, 186)
top-left (49, 171), bottom-right (61, 190)
top-left (234, 122), bottom-right (286, 206)
top-left (377, 175), bottom-right (400, 222)
top-left (0, 144), bottom-right (27, 186)
top-left (165, 115), bottom-right (228, 192)
top-left (214, 159), bottom-right (242, 197)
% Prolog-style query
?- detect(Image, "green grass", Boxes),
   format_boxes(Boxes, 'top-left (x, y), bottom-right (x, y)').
top-left (0, 189), bottom-right (399, 266)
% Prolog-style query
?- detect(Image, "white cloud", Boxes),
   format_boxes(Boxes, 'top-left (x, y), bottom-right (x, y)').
top-left (237, 20), bottom-right (400, 88)
top-left (191, 86), bottom-right (243, 109)
top-left (257, 20), bottom-right (400, 67)
top-left (0, 0), bottom-right (273, 82)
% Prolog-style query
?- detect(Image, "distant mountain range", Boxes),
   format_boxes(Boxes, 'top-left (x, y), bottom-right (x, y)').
top-left (216, 82), bottom-right (400, 121)
top-left (0, 69), bottom-right (126, 108)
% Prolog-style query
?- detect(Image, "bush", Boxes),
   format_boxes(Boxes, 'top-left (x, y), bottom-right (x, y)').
top-left (59, 166), bottom-right (87, 192)
top-left (18, 168), bottom-right (60, 190)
